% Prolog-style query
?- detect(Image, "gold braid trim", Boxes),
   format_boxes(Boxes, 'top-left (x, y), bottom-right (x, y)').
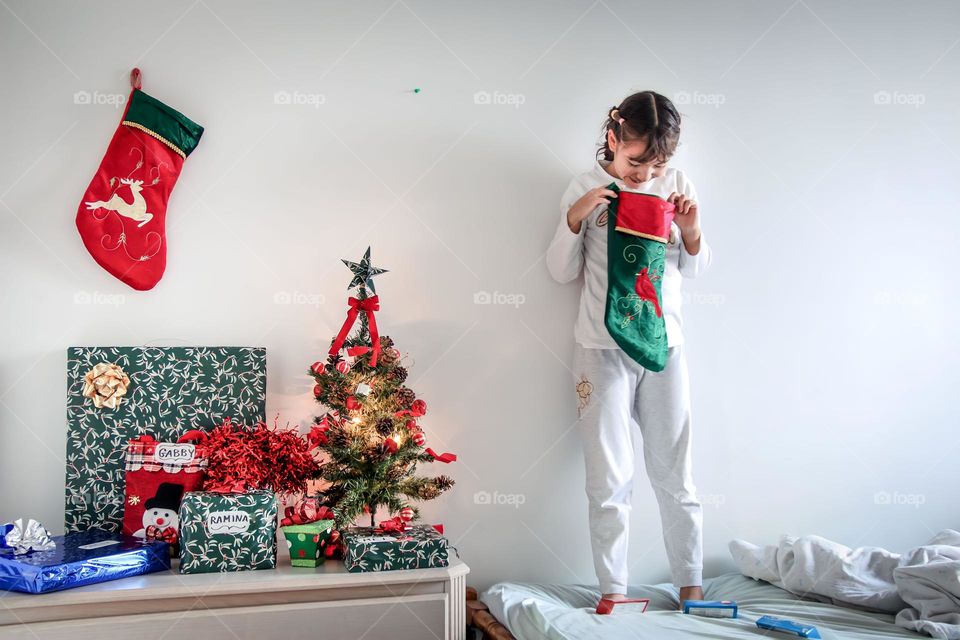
top-left (614, 225), bottom-right (669, 243)
top-left (122, 121), bottom-right (186, 158)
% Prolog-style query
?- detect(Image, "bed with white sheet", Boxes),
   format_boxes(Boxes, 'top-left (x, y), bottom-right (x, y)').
top-left (479, 572), bottom-right (927, 640)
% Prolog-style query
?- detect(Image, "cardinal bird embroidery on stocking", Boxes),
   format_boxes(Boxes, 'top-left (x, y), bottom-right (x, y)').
top-left (604, 184), bottom-right (676, 371)
top-left (76, 68), bottom-right (203, 291)
top-left (634, 267), bottom-right (662, 318)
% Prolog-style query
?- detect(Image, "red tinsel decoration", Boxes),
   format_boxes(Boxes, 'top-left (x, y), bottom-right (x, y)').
top-left (201, 418), bottom-right (322, 495)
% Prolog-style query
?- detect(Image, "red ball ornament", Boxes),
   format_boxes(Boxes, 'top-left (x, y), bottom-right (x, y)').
top-left (410, 399), bottom-right (427, 417)
top-left (345, 395), bottom-right (361, 410)
top-left (313, 384), bottom-right (323, 397)
top-left (384, 437), bottom-right (399, 453)
top-left (336, 360), bottom-right (350, 374)
top-left (412, 432), bottom-right (426, 446)
top-left (404, 419), bottom-right (418, 431)
top-left (399, 507), bottom-right (414, 522)
top-left (311, 361), bottom-right (325, 375)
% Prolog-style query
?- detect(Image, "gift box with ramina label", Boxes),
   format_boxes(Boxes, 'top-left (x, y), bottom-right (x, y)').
top-left (177, 490), bottom-right (277, 574)
top-left (342, 524), bottom-right (450, 573)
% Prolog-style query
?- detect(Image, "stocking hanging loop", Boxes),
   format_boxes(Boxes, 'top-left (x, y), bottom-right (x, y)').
top-left (130, 68), bottom-right (142, 90)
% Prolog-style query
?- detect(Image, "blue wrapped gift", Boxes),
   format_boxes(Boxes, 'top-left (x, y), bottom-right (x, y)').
top-left (0, 529), bottom-right (170, 593)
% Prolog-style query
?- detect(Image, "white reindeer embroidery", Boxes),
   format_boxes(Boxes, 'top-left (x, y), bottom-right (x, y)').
top-left (86, 178), bottom-right (154, 228)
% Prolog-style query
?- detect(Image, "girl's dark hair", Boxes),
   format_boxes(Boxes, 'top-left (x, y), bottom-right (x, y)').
top-left (598, 91), bottom-right (681, 163)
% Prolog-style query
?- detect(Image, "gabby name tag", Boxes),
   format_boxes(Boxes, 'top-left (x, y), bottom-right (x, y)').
top-left (154, 443), bottom-right (195, 464)
top-left (206, 510), bottom-right (250, 535)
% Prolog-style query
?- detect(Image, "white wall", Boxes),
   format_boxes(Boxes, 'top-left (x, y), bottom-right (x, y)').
top-left (2, 0), bottom-right (958, 591)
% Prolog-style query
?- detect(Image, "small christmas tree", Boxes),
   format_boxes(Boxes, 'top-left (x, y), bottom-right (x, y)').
top-left (309, 248), bottom-right (455, 528)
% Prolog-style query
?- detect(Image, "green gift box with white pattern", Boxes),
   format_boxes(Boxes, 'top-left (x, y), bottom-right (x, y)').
top-left (342, 524), bottom-right (449, 573)
top-left (178, 490), bottom-right (277, 574)
top-left (65, 346), bottom-right (266, 534)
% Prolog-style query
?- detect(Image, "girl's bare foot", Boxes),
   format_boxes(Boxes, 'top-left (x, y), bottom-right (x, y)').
top-left (602, 593), bottom-right (629, 601)
top-left (678, 585), bottom-right (704, 610)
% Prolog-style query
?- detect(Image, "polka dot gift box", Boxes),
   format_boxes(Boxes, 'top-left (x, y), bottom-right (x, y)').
top-left (282, 520), bottom-right (335, 568)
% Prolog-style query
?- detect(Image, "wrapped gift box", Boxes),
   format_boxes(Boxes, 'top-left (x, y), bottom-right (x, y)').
top-left (0, 529), bottom-right (170, 594)
top-left (342, 524), bottom-right (449, 573)
top-left (282, 520), bottom-right (335, 568)
top-left (65, 346), bottom-right (266, 534)
top-left (178, 490), bottom-right (277, 574)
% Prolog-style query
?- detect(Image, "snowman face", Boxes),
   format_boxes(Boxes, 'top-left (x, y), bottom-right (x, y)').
top-left (142, 508), bottom-right (179, 530)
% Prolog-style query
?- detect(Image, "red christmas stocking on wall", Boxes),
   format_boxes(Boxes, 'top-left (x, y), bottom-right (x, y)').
top-left (76, 69), bottom-right (203, 291)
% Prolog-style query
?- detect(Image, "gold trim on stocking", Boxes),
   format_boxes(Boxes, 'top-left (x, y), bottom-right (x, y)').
top-left (122, 121), bottom-right (186, 158)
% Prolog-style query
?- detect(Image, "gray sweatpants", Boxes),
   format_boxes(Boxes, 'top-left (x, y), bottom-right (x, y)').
top-left (573, 343), bottom-right (703, 594)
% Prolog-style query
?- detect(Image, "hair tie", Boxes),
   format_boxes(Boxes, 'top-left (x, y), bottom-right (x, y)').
top-left (609, 108), bottom-right (625, 126)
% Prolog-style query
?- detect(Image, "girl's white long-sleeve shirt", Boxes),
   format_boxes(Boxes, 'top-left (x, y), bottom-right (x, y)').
top-left (546, 160), bottom-right (712, 349)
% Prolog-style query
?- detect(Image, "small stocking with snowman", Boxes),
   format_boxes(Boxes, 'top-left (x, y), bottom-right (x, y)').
top-left (122, 432), bottom-right (207, 547)
top-left (134, 482), bottom-right (184, 543)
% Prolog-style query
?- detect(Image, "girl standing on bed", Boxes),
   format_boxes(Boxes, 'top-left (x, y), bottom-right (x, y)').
top-left (546, 90), bottom-right (711, 611)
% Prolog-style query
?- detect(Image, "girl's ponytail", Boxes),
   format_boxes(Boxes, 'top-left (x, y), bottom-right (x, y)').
top-left (598, 91), bottom-right (681, 163)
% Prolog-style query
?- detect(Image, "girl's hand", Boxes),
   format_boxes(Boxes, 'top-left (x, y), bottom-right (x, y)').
top-left (567, 187), bottom-right (617, 233)
top-left (668, 192), bottom-right (700, 240)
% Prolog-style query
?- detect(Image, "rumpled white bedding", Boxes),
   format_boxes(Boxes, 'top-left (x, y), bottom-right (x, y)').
top-left (481, 572), bottom-right (923, 639)
top-left (730, 529), bottom-right (960, 639)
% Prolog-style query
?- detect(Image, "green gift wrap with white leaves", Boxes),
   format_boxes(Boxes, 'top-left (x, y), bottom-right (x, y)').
top-left (178, 490), bottom-right (278, 574)
top-left (65, 346), bottom-right (266, 534)
top-left (342, 525), bottom-right (450, 573)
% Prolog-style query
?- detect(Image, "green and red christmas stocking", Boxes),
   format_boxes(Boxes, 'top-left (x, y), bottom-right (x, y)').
top-left (75, 69), bottom-right (203, 291)
top-left (604, 183), bottom-right (676, 372)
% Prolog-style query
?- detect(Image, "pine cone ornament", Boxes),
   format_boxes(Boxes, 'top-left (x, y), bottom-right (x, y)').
top-left (394, 387), bottom-right (416, 408)
top-left (388, 366), bottom-right (408, 385)
top-left (378, 347), bottom-right (399, 367)
top-left (328, 383), bottom-right (349, 406)
top-left (376, 417), bottom-right (394, 436)
top-left (379, 335), bottom-right (395, 349)
top-left (328, 426), bottom-right (350, 448)
top-left (418, 484), bottom-right (440, 500)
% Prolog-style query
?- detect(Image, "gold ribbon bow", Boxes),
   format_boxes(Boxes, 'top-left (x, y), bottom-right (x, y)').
top-left (82, 363), bottom-right (131, 409)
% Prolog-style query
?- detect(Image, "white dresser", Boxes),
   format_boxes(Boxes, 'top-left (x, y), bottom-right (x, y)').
top-left (0, 558), bottom-right (469, 640)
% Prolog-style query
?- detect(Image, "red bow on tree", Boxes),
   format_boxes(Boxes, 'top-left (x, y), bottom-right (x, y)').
top-left (308, 420), bottom-right (330, 448)
top-left (329, 296), bottom-right (381, 365)
top-left (145, 525), bottom-right (178, 544)
top-left (425, 448), bottom-right (457, 463)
